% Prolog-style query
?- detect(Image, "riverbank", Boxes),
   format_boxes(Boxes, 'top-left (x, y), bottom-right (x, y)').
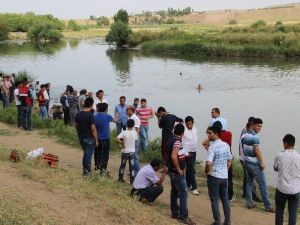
top-left (0, 115), bottom-right (279, 224)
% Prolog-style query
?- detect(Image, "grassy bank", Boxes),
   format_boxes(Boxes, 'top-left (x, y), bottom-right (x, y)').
top-left (133, 22), bottom-right (300, 58)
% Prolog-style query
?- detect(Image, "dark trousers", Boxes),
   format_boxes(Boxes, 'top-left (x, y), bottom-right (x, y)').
top-left (118, 153), bottom-right (135, 184)
top-left (275, 189), bottom-right (299, 225)
top-left (21, 106), bottom-right (32, 130)
top-left (170, 173), bottom-right (189, 220)
top-left (94, 139), bottom-right (110, 171)
top-left (207, 175), bottom-right (231, 225)
top-left (240, 160), bottom-right (259, 199)
top-left (138, 186), bottom-right (164, 203)
top-left (228, 165), bottom-right (233, 200)
top-left (63, 107), bottom-right (70, 125)
top-left (17, 105), bottom-right (22, 128)
top-left (161, 138), bottom-right (169, 162)
top-left (186, 152), bottom-right (197, 190)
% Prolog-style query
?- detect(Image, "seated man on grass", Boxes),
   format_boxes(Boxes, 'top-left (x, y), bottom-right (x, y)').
top-left (132, 158), bottom-right (168, 204)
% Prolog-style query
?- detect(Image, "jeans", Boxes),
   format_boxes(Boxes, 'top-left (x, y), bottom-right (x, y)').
top-left (207, 175), bottom-right (231, 225)
top-left (170, 173), bottom-right (188, 220)
top-left (118, 152), bottom-right (135, 184)
top-left (133, 139), bottom-right (140, 174)
top-left (94, 139), bottom-right (110, 171)
top-left (275, 189), bottom-right (299, 225)
top-left (137, 186), bottom-right (164, 203)
top-left (186, 152), bottom-right (197, 190)
top-left (2, 94), bottom-right (9, 108)
top-left (39, 106), bottom-right (48, 119)
top-left (228, 165), bottom-right (233, 200)
top-left (240, 160), bottom-right (259, 199)
top-left (21, 106), bottom-right (32, 130)
top-left (245, 161), bottom-right (272, 210)
top-left (116, 123), bottom-right (126, 135)
top-left (139, 125), bottom-right (149, 152)
top-left (16, 105), bottom-right (22, 127)
top-left (79, 138), bottom-right (95, 173)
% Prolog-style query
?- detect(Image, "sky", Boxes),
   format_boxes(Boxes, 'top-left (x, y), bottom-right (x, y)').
top-left (1, 0), bottom-right (300, 19)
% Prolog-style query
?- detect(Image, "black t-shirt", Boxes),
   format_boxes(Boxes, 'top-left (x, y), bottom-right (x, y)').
top-left (75, 111), bottom-right (95, 140)
top-left (159, 114), bottom-right (183, 140)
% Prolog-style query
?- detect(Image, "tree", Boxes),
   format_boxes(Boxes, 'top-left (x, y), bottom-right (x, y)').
top-left (27, 24), bottom-right (62, 42)
top-left (67, 20), bottom-right (80, 31)
top-left (97, 16), bottom-right (110, 26)
top-left (0, 20), bottom-right (10, 41)
top-left (105, 21), bottom-right (132, 47)
top-left (114, 9), bottom-right (129, 24)
top-left (89, 15), bottom-right (96, 20)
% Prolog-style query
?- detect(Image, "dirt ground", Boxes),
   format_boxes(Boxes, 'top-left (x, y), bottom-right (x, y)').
top-left (0, 122), bottom-right (275, 225)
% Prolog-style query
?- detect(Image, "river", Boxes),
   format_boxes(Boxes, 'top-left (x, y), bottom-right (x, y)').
top-left (1, 38), bottom-right (300, 185)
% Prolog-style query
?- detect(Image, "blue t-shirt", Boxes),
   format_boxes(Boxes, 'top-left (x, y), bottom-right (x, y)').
top-left (95, 113), bottom-right (113, 140)
top-left (241, 130), bottom-right (260, 163)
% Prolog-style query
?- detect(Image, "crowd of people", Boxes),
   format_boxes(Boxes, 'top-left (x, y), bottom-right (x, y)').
top-left (1, 78), bottom-right (299, 225)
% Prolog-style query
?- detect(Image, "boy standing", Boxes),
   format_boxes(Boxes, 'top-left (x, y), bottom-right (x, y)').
top-left (116, 119), bottom-right (138, 184)
top-left (182, 116), bottom-right (199, 195)
top-left (37, 84), bottom-right (48, 119)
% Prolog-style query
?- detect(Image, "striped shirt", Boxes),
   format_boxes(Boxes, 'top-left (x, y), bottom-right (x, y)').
top-left (136, 107), bottom-right (153, 126)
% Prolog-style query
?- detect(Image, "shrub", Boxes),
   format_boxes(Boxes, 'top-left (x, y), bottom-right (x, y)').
top-left (67, 20), bottom-right (80, 31)
top-left (27, 24), bottom-right (63, 42)
top-left (14, 70), bottom-right (35, 83)
top-left (0, 19), bottom-right (10, 41)
top-left (113, 9), bottom-right (129, 24)
top-left (251, 20), bottom-right (267, 29)
top-left (229, 19), bottom-right (237, 25)
top-left (105, 21), bottom-right (132, 47)
top-left (96, 16), bottom-right (110, 26)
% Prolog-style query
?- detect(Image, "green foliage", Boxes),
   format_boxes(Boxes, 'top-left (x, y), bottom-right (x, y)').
top-left (229, 19), bottom-right (237, 25)
top-left (114, 9), bottom-right (129, 24)
top-left (0, 19), bottom-right (10, 41)
top-left (67, 20), bottom-right (80, 31)
top-left (27, 24), bottom-right (63, 42)
top-left (14, 70), bottom-right (34, 84)
top-left (105, 21), bottom-right (132, 47)
top-left (0, 12), bottom-right (64, 33)
top-left (167, 7), bottom-right (192, 17)
top-left (96, 16), bottom-right (110, 26)
top-left (251, 20), bottom-right (267, 29)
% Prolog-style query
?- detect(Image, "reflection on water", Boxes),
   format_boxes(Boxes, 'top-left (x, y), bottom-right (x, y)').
top-left (106, 48), bottom-right (133, 86)
top-left (68, 39), bottom-right (81, 49)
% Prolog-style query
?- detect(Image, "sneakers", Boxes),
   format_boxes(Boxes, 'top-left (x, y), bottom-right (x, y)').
top-left (182, 217), bottom-right (196, 225)
top-left (191, 189), bottom-right (200, 195)
top-left (100, 170), bottom-right (110, 177)
top-left (229, 197), bottom-right (235, 203)
top-left (265, 208), bottom-right (276, 213)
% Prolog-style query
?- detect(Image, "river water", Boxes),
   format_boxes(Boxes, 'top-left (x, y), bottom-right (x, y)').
top-left (1, 38), bottom-right (300, 184)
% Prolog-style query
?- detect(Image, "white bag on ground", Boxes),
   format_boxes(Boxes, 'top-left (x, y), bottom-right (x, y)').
top-left (26, 148), bottom-right (44, 159)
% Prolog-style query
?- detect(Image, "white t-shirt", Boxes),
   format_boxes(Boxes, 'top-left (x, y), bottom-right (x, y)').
top-left (43, 90), bottom-right (50, 100)
top-left (182, 126), bottom-right (198, 152)
top-left (14, 89), bottom-right (20, 105)
top-left (93, 98), bottom-right (108, 112)
top-left (129, 113), bottom-right (141, 129)
top-left (117, 129), bottom-right (138, 153)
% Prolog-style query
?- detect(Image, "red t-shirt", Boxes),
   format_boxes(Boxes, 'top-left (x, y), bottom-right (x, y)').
top-left (19, 86), bottom-right (32, 107)
top-left (220, 130), bottom-right (232, 150)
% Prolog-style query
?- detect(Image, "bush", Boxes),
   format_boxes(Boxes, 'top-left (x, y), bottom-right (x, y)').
top-left (105, 21), bottom-right (132, 47)
top-left (229, 19), bottom-right (237, 25)
top-left (97, 16), bottom-right (110, 26)
top-left (67, 20), bottom-right (80, 31)
top-left (0, 19), bottom-right (10, 41)
top-left (14, 70), bottom-right (35, 84)
top-left (27, 24), bottom-right (63, 42)
top-left (251, 20), bottom-right (267, 29)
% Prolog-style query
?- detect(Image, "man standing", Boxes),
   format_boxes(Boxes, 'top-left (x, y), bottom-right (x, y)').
top-left (14, 82), bottom-right (22, 128)
top-left (45, 83), bottom-right (51, 116)
top-left (19, 78), bottom-right (33, 131)
top-left (114, 96), bottom-right (128, 135)
top-left (133, 159), bottom-right (167, 204)
top-left (93, 89), bottom-right (108, 112)
top-left (210, 108), bottom-right (227, 131)
top-left (241, 118), bottom-right (275, 212)
top-left (136, 98), bottom-right (154, 152)
top-left (37, 84), bottom-right (48, 119)
top-left (94, 103), bottom-right (116, 175)
top-left (182, 116), bottom-right (199, 195)
top-left (168, 124), bottom-right (196, 225)
top-left (127, 105), bottom-right (141, 174)
top-left (75, 97), bottom-right (99, 176)
top-left (205, 125), bottom-right (232, 225)
top-left (156, 106), bottom-right (183, 162)
top-left (1, 76), bottom-right (11, 108)
top-left (274, 134), bottom-right (300, 225)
